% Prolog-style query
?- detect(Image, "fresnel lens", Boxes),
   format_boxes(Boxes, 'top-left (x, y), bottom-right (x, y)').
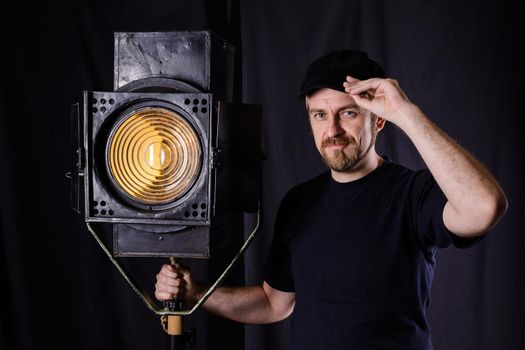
top-left (108, 107), bottom-right (202, 206)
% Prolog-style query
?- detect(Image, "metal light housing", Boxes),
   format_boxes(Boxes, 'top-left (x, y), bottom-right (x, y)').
top-left (71, 31), bottom-right (262, 258)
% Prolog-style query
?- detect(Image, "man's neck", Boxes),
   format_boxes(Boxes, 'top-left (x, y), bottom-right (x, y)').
top-left (330, 151), bottom-right (383, 183)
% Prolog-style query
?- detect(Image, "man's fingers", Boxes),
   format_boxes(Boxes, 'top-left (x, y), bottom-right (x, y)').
top-left (346, 78), bottom-right (383, 95)
top-left (155, 262), bottom-right (194, 302)
top-left (345, 75), bottom-right (360, 84)
top-left (155, 291), bottom-right (176, 301)
top-left (155, 279), bottom-right (186, 300)
top-left (155, 282), bottom-right (182, 294)
top-left (160, 264), bottom-right (179, 277)
top-left (162, 263), bottom-right (190, 278)
top-left (343, 76), bottom-right (358, 92)
top-left (350, 93), bottom-right (374, 110)
top-left (156, 273), bottom-right (185, 287)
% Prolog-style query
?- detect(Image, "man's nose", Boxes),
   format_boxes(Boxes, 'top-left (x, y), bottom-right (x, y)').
top-left (327, 116), bottom-right (344, 137)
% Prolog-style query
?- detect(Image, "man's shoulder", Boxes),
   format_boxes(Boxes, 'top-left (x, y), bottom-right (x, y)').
top-left (381, 158), bottom-right (430, 183)
top-left (380, 159), bottom-right (440, 202)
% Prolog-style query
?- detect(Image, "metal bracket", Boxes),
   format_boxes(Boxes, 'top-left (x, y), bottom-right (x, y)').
top-left (210, 147), bottom-right (222, 169)
top-left (85, 205), bottom-right (261, 316)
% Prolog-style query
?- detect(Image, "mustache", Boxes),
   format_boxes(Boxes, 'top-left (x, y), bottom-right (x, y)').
top-left (321, 136), bottom-right (356, 147)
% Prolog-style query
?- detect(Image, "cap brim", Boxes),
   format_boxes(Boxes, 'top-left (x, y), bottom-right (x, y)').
top-left (298, 83), bottom-right (347, 98)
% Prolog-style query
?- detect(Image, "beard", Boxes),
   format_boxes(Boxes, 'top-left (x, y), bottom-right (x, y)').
top-left (320, 132), bottom-right (376, 172)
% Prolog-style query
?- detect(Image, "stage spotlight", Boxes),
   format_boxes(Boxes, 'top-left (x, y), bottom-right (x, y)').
top-left (70, 31), bottom-right (262, 347)
top-left (71, 31), bottom-right (263, 257)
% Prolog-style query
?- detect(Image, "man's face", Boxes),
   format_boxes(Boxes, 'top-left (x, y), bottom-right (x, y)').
top-left (306, 88), bottom-right (380, 172)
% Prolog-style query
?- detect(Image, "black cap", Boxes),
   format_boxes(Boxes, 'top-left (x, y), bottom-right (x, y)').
top-left (299, 50), bottom-right (385, 97)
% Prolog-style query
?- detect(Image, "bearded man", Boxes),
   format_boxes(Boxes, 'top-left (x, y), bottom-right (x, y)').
top-left (154, 50), bottom-right (507, 350)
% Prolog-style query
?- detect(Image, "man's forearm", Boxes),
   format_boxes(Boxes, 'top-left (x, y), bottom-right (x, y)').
top-left (193, 284), bottom-right (289, 324)
top-left (396, 104), bottom-right (507, 236)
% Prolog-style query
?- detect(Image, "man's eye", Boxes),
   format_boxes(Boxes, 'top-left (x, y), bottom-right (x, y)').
top-left (340, 110), bottom-right (357, 118)
top-left (313, 113), bottom-right (326, 120)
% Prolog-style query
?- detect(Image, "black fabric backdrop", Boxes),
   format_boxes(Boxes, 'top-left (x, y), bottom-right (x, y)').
top-left (1, 1), bottom-right (523, 349)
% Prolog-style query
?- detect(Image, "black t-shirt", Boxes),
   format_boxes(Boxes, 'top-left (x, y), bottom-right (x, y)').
top-left (264, 159), bottom-right (480, 350)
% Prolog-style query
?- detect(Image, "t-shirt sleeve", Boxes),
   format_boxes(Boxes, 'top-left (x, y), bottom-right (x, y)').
top-left (263, 192), bottom-right (295, 292)
top-left (410, 170), bottom-right (484, 249)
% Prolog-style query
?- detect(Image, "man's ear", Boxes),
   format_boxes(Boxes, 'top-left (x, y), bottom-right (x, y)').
top-left (376, 117), bottom-right (386, 132)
